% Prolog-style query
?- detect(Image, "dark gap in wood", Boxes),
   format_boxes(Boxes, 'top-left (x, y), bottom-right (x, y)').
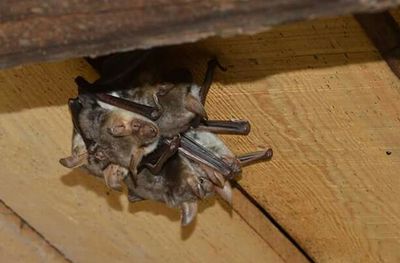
top-left (355, 11), bottom-right (400, 79)
top-left (0, 199), bottom-right (74, 263)
top-left (232, 181), bottom-right (316, 263)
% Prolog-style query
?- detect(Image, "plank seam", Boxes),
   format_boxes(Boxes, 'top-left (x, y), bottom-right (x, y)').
top-left (230, 194), bottom-right (300, 262)
top-left (232, 181), bottom-right (316, 263)
top-left (0, 199), bottom-right (74, 263)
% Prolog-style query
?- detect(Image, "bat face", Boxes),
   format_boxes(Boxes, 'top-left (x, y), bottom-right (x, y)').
top-left (117, 83), bottom-right (206, 137)
top-left (103, 109), bottom-right (159, 146)
top-left (126, 153), bottom-right (215, 226)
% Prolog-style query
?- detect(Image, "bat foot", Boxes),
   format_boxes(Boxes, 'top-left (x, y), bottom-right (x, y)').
top-left (238, 149), bottom-right (273, 167)
top-left (59, 152), bottom-right (88, 168)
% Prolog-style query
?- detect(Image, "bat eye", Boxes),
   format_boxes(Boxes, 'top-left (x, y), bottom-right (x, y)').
top-left (199, 178), bottom-right (204, 184)
top-left (109, 125), bottom-right (125, 136)
top-left (131, 122), bottom-right (141, 131)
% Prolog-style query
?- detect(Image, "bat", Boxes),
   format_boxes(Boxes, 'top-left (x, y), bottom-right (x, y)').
top-left (60, 94), bottom-right (160, 191)
top-left (125, 129), bottom-right (273, 226)
top-left (60, 51), bottom-right (274, 227)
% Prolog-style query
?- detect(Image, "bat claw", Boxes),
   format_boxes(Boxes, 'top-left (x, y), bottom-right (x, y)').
top-left (238, 149), bottom-right (273, 167)
top-left (181, 201), bottom-right (198, 226)
top-left (215, 181), bottom-right (232, 205)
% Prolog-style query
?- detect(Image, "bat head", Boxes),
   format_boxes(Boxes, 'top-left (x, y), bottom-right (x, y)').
top-left (105, 110), bottom-right (159, 145)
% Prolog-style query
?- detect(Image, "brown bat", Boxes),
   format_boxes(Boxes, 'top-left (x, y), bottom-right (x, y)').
top-left (75, 58), bottom-right (252, 174)
top-left (125, 153), bottom-right (214, 226)
top-left (76, 58), bottom-right (240, 137)
top-left (126, 129), bottom-right (273, 226)
top-left (60, 95), bottom-right (160, 190)
top-left (61, 53), bottom-right (274, 226)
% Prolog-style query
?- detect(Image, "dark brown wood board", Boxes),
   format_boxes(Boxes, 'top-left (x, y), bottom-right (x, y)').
top-left (1, 0), bottom-right (400, 68)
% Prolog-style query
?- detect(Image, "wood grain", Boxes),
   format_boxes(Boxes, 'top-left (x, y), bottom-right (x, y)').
top-left (1, 0), bottom-right (400, 69)
top-left (170, 16), bottom-right (400, 262)
top-left (0, 59), bottom-right (307, 263)
top-left (0, 201), bottom-right (69, 263)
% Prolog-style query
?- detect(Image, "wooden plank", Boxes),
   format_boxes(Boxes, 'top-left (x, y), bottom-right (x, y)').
top-left (171, 16), bottom-right (400, 262)
top-left (1, 0), bottom-right (400, 69)
top-left (231, 184), bottom-right (311, 262)
top-left (355, 11), bottom-right (400, 79)
top-left (0, 201), bottom-right (69, 263)
top-left (0, 59), bottom-right (304, 263)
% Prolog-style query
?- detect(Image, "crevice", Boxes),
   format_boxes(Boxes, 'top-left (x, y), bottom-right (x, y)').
top-left (232, 181), bottom-right (316, 263)
top-left (0, 199), bottom-right (74, 263)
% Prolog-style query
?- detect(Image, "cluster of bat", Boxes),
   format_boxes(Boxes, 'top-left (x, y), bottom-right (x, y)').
top-left (59, 51), bottom-right (272, 226)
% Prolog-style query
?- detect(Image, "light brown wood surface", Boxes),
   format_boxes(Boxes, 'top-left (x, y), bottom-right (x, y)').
top-left (0, 201), bottom-right (68, 263)
top-left (0, 59), bottom-right (307, 262)
top-left (1, 13), bottom-right (400, 263)
top-left (179, 16), bottom-right (399, 262)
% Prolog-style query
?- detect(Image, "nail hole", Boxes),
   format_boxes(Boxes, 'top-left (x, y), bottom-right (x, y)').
top-left (386, 151), bottom-right (392, 156)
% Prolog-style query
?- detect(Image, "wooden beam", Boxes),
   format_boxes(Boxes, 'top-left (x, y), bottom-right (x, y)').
top-left (1, 0), bottom-right (400, 69)
top-left (355, 12), bottom-right (400, 79)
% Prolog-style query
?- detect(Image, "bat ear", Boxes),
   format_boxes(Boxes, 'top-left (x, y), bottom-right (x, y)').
top-left (108, 118), bottom-right (131, 136)
top-left (185, 94), bottom-right (208, 119)
top-left (180, 201), bottom-right (198, 226)
top-left (215, 181), bottom-right (232, 205)
top-left (136, 121), bottom-right (159, 139)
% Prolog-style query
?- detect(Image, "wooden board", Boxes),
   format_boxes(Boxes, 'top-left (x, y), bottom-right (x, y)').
top-left (0, 201), bottom-right (68, 263)
top-left (1, 0), bottom-right (400, 69)
top-left (0, 59), bottom-right (308, 262)
top-left (171, 16), bottom-right (400, 262)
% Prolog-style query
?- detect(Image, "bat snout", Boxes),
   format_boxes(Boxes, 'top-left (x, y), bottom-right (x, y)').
top-left (140, 123), bottom-right (159, 139)
top-left (131, 120), bottom-right (159, 140)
